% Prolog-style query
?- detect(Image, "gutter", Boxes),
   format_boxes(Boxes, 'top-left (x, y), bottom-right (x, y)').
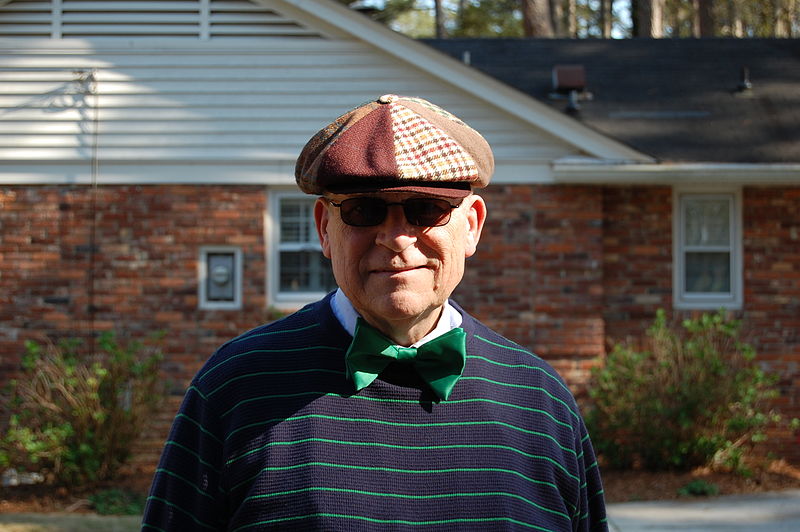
top-left (552, 158), bottom-right (800, 185)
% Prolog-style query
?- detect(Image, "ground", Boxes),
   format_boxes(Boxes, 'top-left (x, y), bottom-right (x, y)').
top-left (2, 460), bottom-right (800, 515)
top-left (600, 459), bottom-right (800, 502)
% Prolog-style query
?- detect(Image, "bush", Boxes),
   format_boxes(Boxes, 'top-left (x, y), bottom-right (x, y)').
top-left (677, 479), bottom-right (719, 497)
top-left (587, 310), bottom-right (783, 471)
top-left (89, 487), bottom-right (148, 515)
top-left (0, 332), bottom-right (164, 486)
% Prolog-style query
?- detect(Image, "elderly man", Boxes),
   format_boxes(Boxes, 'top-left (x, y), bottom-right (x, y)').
top-left (143, 95), bottom-right (607, 531)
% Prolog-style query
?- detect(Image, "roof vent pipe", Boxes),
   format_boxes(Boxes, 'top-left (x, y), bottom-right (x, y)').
top-left (737, 66), bottom-right (752, 92)
top-left (462, 50), bottom-right (471, 66)
top-left (566, 90), bottom-right (581, 113)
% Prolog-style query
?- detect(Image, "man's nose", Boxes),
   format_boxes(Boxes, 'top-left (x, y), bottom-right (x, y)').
top-left (375, 205), bottom-right (417, 251)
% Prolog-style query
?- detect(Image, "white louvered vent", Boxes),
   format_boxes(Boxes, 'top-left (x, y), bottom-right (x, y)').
top-left (0, 0), bottom-right (54, 38)
top-left (209, 0), bottom-right (319, 38)
top-left (60, 0), bottom-right (201, 38)
top-left (0, 0), bottom-right (321, 39)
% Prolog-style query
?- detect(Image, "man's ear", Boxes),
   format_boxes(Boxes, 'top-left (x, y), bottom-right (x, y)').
top-left (314, 197), bottom-right (333, 259)
top-left (463, 194), bottom-right (487, 258)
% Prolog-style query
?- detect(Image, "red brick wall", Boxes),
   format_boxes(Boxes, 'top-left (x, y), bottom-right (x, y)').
top-left (742, 186), bottom-right (800, 457)
top-left (2, 183), bottom-right (798, 464)
top-left (460, 184), bottom-right (799, 462)
top-left (457, 184), bottom-right (606, 398)
top-left (0, 185), bottom-right (267, 392)
top-left (601, 186), bottom-right (674, 341)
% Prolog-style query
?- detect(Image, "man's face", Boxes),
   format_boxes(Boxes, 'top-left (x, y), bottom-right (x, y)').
top-left (314, 191), bottom-right (486, 333)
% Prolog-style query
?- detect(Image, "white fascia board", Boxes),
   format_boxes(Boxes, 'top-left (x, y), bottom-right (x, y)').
top-left (0, 160), bottom-right (299, 186)
top-left (493, 162), bottom-right (554, 183)
top-left (0, 159), bottom-right (555, 185)
top-left (273, 0), bottom-right (652, 164)
top-left (5, 159), bottom-right (799, 186)
top-left (552, 159), bottom-right (800, 184)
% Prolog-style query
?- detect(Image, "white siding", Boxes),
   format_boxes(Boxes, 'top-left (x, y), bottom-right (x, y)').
top-left (0, 0), bottom-right (578, 184)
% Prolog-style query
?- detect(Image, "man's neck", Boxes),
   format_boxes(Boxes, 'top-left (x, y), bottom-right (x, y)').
top-left (359, 306), bottom-right (442, 347)
top-left (331, 289), bottom-right (461, 347)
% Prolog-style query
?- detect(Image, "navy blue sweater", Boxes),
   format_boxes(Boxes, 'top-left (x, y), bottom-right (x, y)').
top-left (143, 294), bottom-right (607, 531)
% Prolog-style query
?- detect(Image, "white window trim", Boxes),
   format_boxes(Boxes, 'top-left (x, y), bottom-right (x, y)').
top-left (198, 246), bottom-right (243, 310)
top-left (672, 187), bottom-right (743, 310)
top-left (268, 189), bottom-right (331, 310)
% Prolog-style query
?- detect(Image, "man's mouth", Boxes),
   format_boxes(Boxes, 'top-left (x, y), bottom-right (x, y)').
top-left (373, 265), bottom-right (425, 274)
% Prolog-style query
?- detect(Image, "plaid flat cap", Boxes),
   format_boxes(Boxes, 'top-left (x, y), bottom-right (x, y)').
top-left (295, 94), bottom-right (494, 198)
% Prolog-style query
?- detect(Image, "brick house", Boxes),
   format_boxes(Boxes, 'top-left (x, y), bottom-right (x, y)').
top-left (1, 1), bottom-right (798, 464)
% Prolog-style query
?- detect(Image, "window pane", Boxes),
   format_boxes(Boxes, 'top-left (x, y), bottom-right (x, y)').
top-left (685, 252), bottom-right (730, 293)
top-left (280, 251), bottom-right (337, 293)
top-left (280, 199), bottom-right (313, 243)
top-left (684, 198), bottom-right (730, 247)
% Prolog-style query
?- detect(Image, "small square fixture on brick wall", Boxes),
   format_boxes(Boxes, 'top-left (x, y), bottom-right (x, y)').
top-left (199, 246), bottom-right (242, 310)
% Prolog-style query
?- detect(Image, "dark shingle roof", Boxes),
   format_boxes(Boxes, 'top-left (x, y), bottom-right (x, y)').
top-left (422, 38), bottom-right (800, 163)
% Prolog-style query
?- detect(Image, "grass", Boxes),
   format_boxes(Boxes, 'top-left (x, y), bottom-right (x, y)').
top-left (0, 514), bottom-right (141, 532)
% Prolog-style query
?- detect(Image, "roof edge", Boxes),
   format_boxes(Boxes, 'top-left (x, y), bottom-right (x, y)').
top-left (274, 0), bottom-right (654, 163)
top-left (553, 159), bottom-right (800, 184)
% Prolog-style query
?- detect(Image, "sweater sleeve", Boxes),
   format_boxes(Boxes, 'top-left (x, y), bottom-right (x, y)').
top-left (573, 415), bottom-right (608, 532)
top-left (141, 383), bottom-right (227, 531)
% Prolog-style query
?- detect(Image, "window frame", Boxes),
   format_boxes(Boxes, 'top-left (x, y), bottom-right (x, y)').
top-left (268, 189), bottom-right (335, 308)
top-left (672, 187), bottom-right (743, 310)
top-left (198, 245), bottom-right (243, 310)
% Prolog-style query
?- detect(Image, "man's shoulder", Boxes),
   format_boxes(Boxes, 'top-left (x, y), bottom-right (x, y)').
top-left (193, 294), bottom-right (347, 388)
top-left (452, 301), bottom-right (534, 357)
top-left (466, 318), bottom-right (550, 370)
top-left (456, 303), bottom-right (573, 397)
top-left (222, 298), bottom-right (330, 352)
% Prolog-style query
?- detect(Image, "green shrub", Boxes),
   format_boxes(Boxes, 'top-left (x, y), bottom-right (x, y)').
top-left (587, 309), bottom-right (783, 471)
top-left (0, 332), bottom-right (164, 486)
top-left (677, 479), bottom-right (719, 497)
top-left (89, 487), bottom-right (147, 515)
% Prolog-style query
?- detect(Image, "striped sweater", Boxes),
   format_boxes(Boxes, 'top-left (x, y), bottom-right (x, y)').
top-left (142, 293), bottom-right (607, 531)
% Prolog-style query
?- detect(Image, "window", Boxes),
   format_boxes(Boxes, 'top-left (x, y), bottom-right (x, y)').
top-left (270, 191), bottom-right (337, 306)
top-left (199, 246), bottom-right (242, 310)
top-left (673, 189), bottom-right (742, 309)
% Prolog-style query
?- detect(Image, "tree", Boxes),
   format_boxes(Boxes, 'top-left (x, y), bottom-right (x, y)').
top-left (775, 0), bottom-right (798, 37)
top-left (565, 0), bottom-right (578, 36)
top-left (695, 0), bottom-right (716, 36)
top-left (454, 0), bottom-right (525, 37)
top-left (550, 0), bottom-right (565, 34)
top-left (714, 0), bottom-right (798, 37)
top-left (434, 0), bottom-right (448, 37)
top-left (343, 0), bottom-right (416, 28)
top-left (521, 0), bottom-right (555, 36)
top-left (346, 0), bottom-right (798, 39)
top-left (633, 0), bottom-right (664, 37)
top-left (600, 0), bottom-right (615, 37)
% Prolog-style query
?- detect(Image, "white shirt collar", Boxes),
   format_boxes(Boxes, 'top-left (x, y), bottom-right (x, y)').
top-left (331, 288), bottom-right (462, 348)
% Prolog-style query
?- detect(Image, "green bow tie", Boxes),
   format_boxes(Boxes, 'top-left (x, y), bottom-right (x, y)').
top-left (345, 318), bottom-right (467, 400)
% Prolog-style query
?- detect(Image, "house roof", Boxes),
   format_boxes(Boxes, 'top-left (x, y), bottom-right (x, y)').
top-left (422, 38), bottom-right (800, 164)
top-left (272, 0), bottom-right (652, 164)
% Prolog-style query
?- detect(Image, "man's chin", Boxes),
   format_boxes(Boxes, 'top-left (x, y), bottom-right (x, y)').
top-left (375, 291), bottom-right (441, 320)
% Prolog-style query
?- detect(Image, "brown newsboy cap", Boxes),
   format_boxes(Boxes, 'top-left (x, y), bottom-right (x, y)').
top-left (295, 94), bottom-right (494, 198)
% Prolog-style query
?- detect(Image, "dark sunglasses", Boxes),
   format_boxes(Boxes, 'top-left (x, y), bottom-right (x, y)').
top-left (328, 197), bottom-right (462, 227)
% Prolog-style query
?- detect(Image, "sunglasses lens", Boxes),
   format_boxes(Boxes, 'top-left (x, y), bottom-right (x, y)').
top-left (339, 198), bottom-right (387, 227)
top-left (404, 198), bottom-right (453, 227)
top-left (336, 197), bottom-right (456, 227)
